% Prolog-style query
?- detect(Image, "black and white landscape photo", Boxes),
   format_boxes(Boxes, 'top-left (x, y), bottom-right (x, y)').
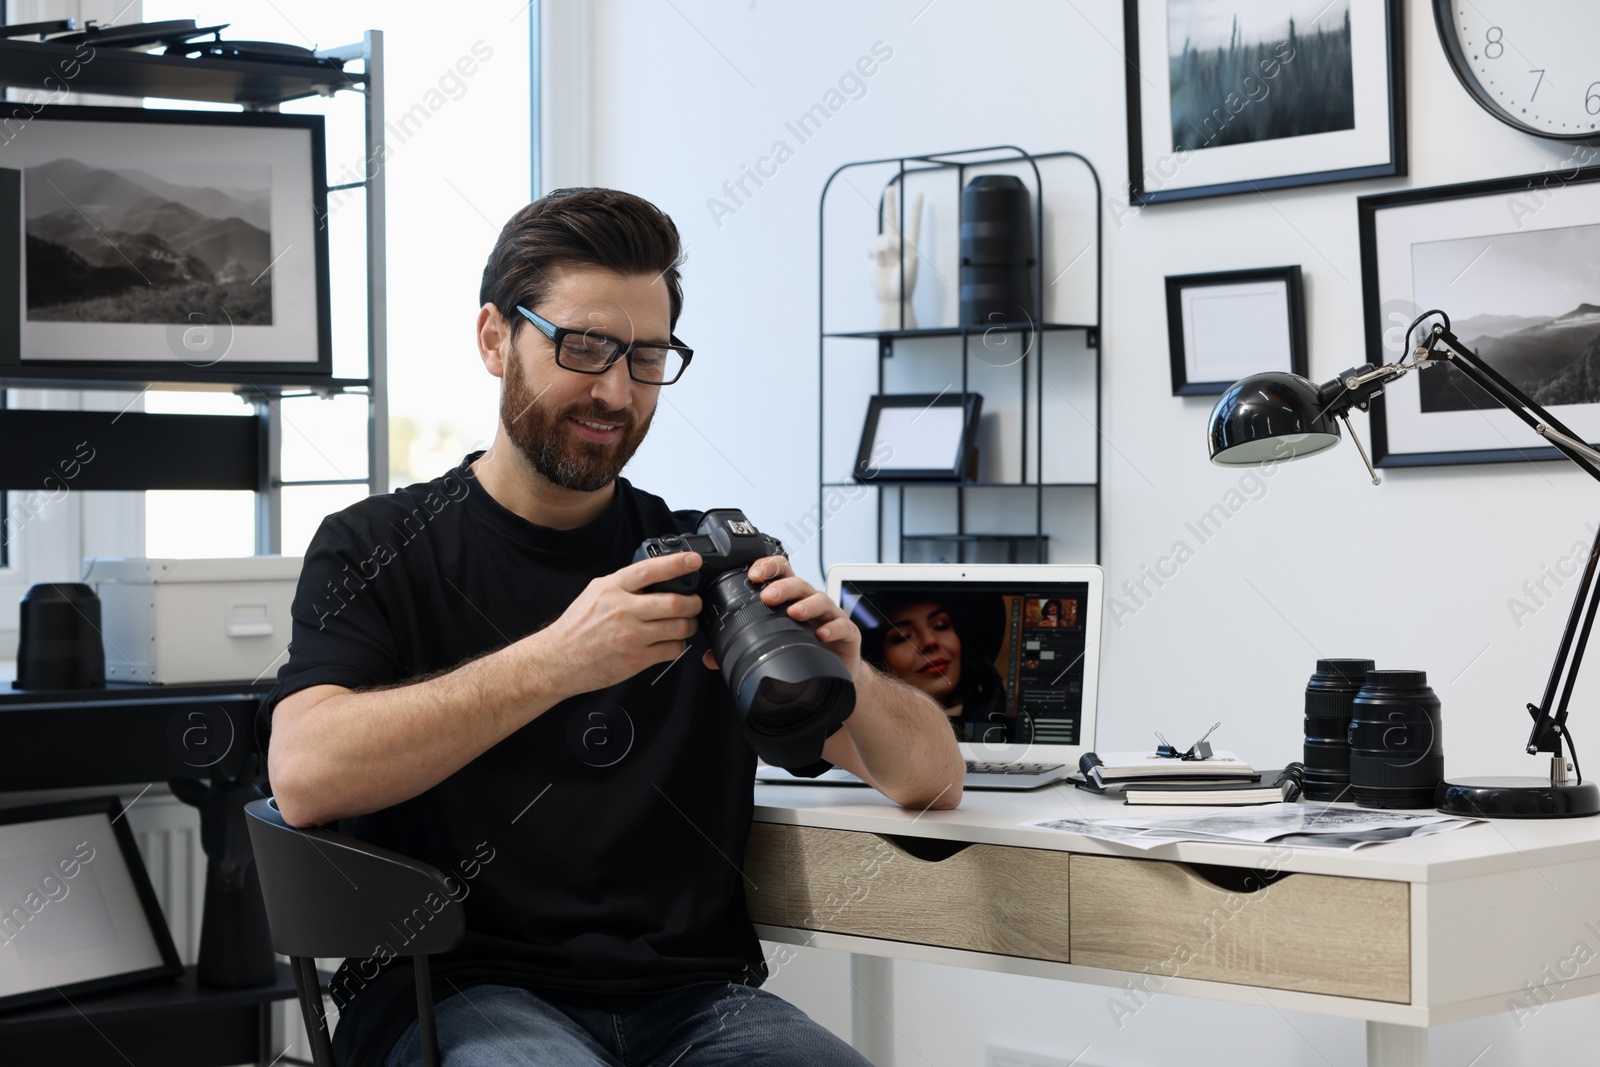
top-left (24, 158), bottom-right (273, 325)
top-left (1411, 223), bottom-right (1600, 414)
top-left (1166, 0), bottom-right (1356, 153)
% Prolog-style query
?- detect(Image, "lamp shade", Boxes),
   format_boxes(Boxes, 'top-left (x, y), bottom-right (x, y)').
top-left (1207, 371), bottom-right (1342, 466)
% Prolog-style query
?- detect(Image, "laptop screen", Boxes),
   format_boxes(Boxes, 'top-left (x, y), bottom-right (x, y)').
top-left (838, 579), bottom-right (1093, 750)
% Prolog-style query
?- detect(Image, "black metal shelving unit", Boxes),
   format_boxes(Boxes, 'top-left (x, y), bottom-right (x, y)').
top-left (0, 33), bottom-right (389, 552)
top-left (817, 145), bottom-right (1103, 571)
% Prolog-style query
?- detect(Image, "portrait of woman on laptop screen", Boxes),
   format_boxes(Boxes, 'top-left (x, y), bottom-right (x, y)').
top-left (855, 591), bottom-right (1020, 744)
top-left (1025, 597), bottom-right (1078, 629)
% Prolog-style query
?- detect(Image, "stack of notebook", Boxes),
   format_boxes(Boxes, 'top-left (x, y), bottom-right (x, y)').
top-left (1072, 752), bottom-right (1305, 805)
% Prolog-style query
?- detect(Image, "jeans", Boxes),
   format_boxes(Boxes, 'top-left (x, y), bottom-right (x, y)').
top-left (381, 980), bottom-right (873, 1067)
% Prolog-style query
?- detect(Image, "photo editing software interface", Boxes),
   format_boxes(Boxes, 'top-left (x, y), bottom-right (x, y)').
top-left (841, 581), bottom-right (1090, 747)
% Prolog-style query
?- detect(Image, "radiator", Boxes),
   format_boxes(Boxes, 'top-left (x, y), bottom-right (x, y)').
top-left (125, 790), bottom-right (206, 965)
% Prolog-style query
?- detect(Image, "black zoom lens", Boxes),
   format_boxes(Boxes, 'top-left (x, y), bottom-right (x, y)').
top-left (1348, 670), bottom-right (1444, 809)
top-left (701, 570), bottom-right (855, 766)
top-left (1302, 658), bottom-right (1374, 802)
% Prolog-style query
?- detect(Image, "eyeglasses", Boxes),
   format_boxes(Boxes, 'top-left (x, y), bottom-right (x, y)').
top-left (514, 305), bottom-right (693, 385)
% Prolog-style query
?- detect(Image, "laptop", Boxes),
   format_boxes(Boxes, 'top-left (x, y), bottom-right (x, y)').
top-left (755, 563), bottom-right (1103, 791)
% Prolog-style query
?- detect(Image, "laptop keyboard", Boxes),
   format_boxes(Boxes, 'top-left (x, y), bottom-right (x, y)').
top-left (965, 760), bottom-right (1065, 776)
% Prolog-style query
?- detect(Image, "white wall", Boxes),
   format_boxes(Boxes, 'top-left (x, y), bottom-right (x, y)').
top-left (572, 1), bottom-right (1600, 1063)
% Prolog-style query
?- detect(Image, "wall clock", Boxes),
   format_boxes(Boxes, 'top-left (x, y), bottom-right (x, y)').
top-left (1433, 2), bottom-right (1600, 140)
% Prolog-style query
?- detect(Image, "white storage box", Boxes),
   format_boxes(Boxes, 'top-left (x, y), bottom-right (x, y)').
top-left (83, 556), bottom-right (302, 684)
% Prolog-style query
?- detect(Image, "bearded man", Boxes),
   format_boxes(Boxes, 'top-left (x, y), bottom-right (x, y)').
top-left (261, 187), bottom-right (963, 1067)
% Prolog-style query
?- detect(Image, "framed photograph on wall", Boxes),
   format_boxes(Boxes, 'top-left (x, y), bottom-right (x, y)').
top-left (1358, 167), bottom-right (1600, 468)
top-left (1124, 0), bottom-right (1405, 205)
top-left (854, 392), bottom-right (984, 482)
top-left (1166, 265), bottom-right (1306, 395)
top-left (0, 796), bottom-right (184, 1012)
top-left (0, 104), bottom-right (331, 386)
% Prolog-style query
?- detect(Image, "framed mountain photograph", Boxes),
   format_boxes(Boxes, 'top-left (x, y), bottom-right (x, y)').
top-left (1124, 0), bottom-right (1405, 205)
top-left (0, 105), bottom-right (331, 385)
top-left (1359, 167), bottom-right (1600, 467)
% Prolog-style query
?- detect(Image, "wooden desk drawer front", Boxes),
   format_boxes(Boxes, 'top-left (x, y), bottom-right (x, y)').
top-left (1070, 855), bottom-right (1410, 1002)
top-left (752, 824), bottom-right (1072, 963)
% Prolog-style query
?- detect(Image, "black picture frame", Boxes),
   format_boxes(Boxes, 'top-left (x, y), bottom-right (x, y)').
top-left (1166, 266), bottom-right (1306, 396)
top-left (0, 104), bottom-right (332, 387)
top-left (854, 392), bottom-right (983, 482)
top-left (0, 795), bottom-right (184, 1013)
top-left (1358, 166), bottom-right (1600, 468)
top-left (1124, 0), bottom-right (1406, 206)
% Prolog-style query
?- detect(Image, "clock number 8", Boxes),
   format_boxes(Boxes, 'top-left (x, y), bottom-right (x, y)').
top-left (1484, 26), bottom-right (1503, 60)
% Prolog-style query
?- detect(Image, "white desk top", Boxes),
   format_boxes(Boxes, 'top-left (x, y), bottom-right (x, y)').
top-left (753, 781), bottom-right (1600, 883)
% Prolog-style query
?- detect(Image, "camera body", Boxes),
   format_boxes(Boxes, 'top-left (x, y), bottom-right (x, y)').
top-left (634, 509), bottom-right (855, 767)
top-left (636, 510), bottom-right (785, 597)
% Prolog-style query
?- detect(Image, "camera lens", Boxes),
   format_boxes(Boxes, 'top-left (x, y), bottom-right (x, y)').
top-left (1302, 658), bottom-right (1373, 802)
top-left (1348, 670), bottom-right (1444, 809)
top-left (702, 570), bottom-right (855, 765)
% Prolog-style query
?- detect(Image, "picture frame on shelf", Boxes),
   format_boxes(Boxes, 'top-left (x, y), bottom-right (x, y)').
top-left (1166, 265), bottom-right (1306, 396)
top-left (0, 795), bottom-right (185, 1012)
top-left (1123, 0), bottom-right (1405, 205)
top-left (854, 392), bottom-right (984, 482)
top-left (1, 104), bottom-right (332, 385)
top-left (1358, 167), bottom-right (1600, 468)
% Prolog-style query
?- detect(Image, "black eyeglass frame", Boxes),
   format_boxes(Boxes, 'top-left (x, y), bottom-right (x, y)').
top-left (513, 305), bottom-right (694, 385)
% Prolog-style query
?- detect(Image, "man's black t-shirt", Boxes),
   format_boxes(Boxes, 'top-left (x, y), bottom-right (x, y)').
top-left (258, 453), bottom-right (828, 1067)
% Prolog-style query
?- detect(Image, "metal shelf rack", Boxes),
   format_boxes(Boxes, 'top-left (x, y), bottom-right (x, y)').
top-left (817, 145), bottom-right (1103, 570)
top-left (0, 31), bottom-right (388, 553)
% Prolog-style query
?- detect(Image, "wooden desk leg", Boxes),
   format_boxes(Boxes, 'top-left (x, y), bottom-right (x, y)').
top-left (850, 954), bottom-right (894, 1066)
top-left (1366, 1021), bottom-right (1428, 1067)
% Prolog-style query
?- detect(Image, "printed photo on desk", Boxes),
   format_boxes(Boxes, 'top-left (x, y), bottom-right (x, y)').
top-left (0, 796), bottom-right (183, 1012)
top-left (0, 104), bottom-right (332, 384)
top-left (844, 579), bottom-right (1089, 748)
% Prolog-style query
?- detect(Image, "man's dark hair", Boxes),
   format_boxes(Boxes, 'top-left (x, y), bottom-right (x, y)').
top-left (479, 187), bottom-right (685, 337)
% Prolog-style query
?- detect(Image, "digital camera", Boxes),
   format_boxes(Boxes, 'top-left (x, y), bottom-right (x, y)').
top-left (635, 509), bottom-right (855, 766)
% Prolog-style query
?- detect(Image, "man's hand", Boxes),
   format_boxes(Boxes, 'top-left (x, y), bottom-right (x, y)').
top-left (701, 556), bottom-right (862, 676)
top-left (535, 550), bottom-right (704, 692)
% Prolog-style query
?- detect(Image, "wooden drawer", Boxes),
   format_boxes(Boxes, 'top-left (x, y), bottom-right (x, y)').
top-left (1070, 855), bottom-right (1410, 1002)
top-left (745, 824), bottom-right (1071, 963)
top-left (744, 822), bottom-right (789, 925)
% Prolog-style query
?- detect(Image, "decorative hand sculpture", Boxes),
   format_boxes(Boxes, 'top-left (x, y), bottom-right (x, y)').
top-left (869, 185), bottom-right (924, 331)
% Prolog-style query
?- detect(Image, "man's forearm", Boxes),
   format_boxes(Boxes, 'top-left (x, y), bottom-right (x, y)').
top-left (269, 631), bottom-right (571, 826)
top-left (844, 666), bottom-right (964, 809)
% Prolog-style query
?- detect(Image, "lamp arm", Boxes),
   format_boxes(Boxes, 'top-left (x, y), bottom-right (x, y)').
top-left (1422, 325), bottom-right (1600, 485)
top-left (1419, 323), bottom-right (1600, 771)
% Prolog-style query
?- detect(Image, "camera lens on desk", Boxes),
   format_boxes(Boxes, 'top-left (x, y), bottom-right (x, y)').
top-left (1348, 670), bottom-right (1444, 809)
top-left (1302, 658), bottom-right (1373, 802)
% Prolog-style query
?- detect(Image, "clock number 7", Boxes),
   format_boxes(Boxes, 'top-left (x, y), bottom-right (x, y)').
top-left (1529, 69), bottom-right (1544, 101)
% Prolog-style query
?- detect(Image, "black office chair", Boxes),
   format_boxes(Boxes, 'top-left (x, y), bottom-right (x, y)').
top-left (244, 797), bottom-right (465, 1067)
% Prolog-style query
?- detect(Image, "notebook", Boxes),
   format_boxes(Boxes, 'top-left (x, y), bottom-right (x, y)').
top-left (754, 563), bottom-right (1104, 792)
top-left (1120, 765), bottom-right (1306, 806)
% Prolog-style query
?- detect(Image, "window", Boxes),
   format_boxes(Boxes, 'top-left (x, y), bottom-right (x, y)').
top-left (137, 3), bottom-right (532, 556)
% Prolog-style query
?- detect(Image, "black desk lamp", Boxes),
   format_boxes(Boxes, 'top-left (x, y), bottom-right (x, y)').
top-left (1207, 309), bottom-right (1600, 819)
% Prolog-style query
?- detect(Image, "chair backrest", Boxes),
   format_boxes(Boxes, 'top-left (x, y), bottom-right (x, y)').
top-left (244, 797), bottom-right (466, 959)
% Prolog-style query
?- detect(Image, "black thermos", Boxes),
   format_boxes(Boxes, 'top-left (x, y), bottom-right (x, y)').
top-left (1302, 658), bottom-right (1374, 801)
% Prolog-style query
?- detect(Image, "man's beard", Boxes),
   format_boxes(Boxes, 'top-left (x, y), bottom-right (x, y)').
top-left (500, 352), bottom-right (653, 493)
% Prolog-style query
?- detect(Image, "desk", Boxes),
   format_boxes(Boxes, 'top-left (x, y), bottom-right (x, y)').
top-left (749, 783), bottom-right (1600, 1067)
